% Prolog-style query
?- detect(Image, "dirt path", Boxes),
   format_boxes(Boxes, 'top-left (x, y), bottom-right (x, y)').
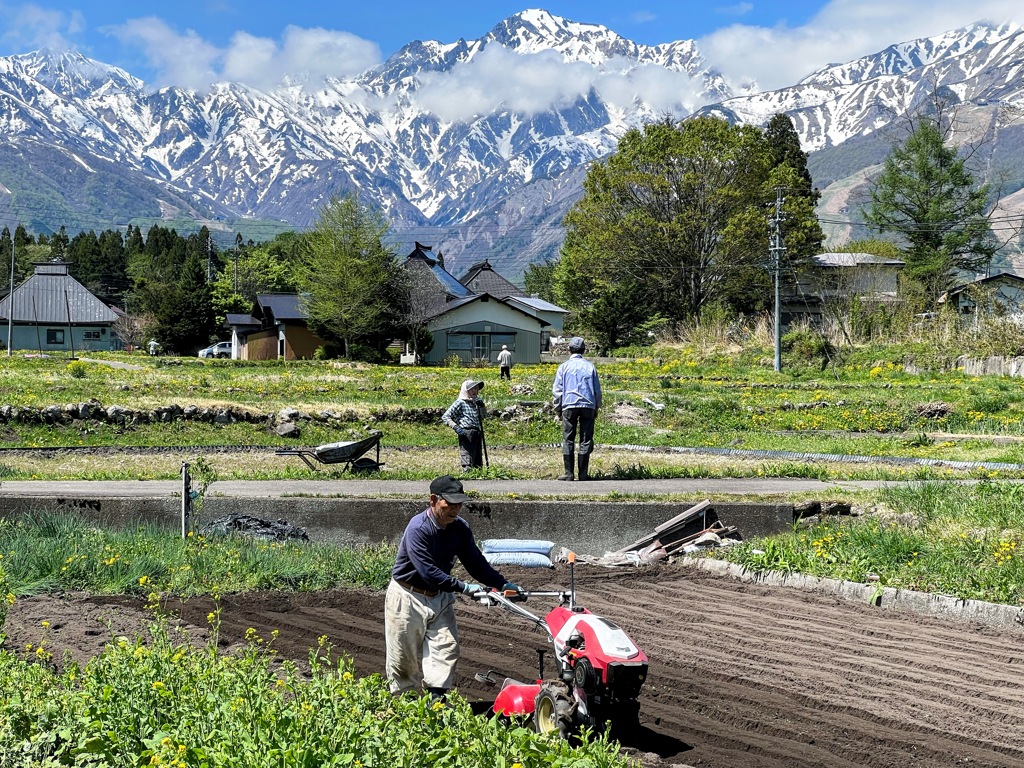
top-left (5, 563), bottom-right (1024, 768)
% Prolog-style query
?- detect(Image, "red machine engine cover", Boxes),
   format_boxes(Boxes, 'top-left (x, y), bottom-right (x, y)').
top-left (493, 682), bottom-right (542, 716)
top-left (545, 606), bottom-right (648, 674)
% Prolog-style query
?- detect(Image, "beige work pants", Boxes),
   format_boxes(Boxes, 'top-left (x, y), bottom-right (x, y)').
top-left (384, 579), bottom-right (460, 694)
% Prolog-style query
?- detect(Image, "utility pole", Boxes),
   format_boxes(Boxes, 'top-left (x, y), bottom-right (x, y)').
top-left (206, 236), bottom-right (214, 283)
top-left (771, 187), bottom-right (786, 373)
top-left (7, 228), bottom-right (14, 356)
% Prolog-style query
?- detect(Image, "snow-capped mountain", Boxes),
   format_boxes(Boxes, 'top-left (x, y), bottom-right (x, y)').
top-left (1, 10), bottom-right (1024, 279)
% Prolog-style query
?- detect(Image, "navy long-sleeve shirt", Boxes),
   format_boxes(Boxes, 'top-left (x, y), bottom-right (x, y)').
top-left (391, 508), bottom-right (506, 593)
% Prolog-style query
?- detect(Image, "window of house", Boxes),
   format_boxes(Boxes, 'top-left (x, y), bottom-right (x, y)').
top-left (491, 334), bottom-right (515, 351)
top-left (447, 335), bottom-right (472, 350)
top-left (83, 331), bottom-right (101, 340)
top-left (46, 329), bottom-right (64, 345)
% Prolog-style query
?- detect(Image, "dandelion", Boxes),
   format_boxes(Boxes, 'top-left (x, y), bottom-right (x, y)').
top-left (40, 620), bottom-right (49, 628)
top-left (139, 575), bottom-right (149, 586)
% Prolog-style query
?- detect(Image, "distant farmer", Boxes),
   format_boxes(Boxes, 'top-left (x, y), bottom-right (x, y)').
top-left (442, 379), bottom-right (486, 470)
top-left (497, 345), bottom-right (513, 381)
top-left (384, 475), bottom-right (522, 697)
top-left (147, 339), bottom-right (158, 356)
top-left (552, 336), bottom-right (601, 481)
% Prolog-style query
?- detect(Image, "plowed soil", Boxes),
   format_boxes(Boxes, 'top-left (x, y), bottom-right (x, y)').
top-left (5, 563), bottom-right (1024, 768)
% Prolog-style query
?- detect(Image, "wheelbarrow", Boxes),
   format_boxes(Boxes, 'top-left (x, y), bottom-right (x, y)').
top-left (275, 430), bottom-right (384, 472)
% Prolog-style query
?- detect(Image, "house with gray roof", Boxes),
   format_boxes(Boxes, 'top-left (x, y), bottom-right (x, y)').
top-left (459, 260), bottom-right (526, 299)
top-left (0, 261), bottom-right (119, 352)
top-left (226, 293), bottom-right (327, 360)
top-left (938, 273), bottom-right (1024, 320)
top-left (783, 252), bottom-right (905, 326)
top-left (405, 243), bottom-right (552, 365)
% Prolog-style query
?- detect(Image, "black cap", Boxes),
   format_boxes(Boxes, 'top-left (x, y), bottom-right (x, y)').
top-left (430, 475), bottom-right (470, 504)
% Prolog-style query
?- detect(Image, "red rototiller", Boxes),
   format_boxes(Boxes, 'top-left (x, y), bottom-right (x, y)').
top-left (472, 553), bottom-right (649, 739)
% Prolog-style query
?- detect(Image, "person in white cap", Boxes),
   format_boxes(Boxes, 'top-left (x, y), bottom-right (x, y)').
top-left (441, 379), bottom-right (486, 469)
top-left (497, 344), bottom-right (513, 381)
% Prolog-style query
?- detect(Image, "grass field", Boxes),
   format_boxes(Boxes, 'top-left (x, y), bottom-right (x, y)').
top-left (2, 345), bottom-right (1024, 481)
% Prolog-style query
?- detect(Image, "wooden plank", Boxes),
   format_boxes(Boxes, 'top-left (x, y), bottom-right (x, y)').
top-left (654, 499), bottom-right (711, 533)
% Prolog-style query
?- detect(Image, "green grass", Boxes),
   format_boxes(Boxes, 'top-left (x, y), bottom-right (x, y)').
top-left (0, 509), bottom-right (395, 598)
top-left (6, 346), bottom-right (1024, 482)
top-left (716, 481), bottom-right (1024, 606)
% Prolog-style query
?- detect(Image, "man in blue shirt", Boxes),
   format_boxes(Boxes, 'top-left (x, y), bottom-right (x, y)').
top-left (551, 336), bottom-right (602, 481)
top-left (385, 475), bottom-right (522, 697)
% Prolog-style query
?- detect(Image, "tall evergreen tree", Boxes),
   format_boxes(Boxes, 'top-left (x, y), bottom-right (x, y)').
top-left (866, 113), bottom-right (996, 303)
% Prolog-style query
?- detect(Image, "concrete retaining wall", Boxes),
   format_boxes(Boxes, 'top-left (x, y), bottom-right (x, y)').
top-left (0, 496), bottom-right (794, 556)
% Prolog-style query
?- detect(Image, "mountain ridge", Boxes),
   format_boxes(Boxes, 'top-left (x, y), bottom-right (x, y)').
top-left (1, 11), bottom-right (1023, 279)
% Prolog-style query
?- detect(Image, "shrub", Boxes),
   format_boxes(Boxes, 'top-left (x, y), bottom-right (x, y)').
top-left (66, 360), bottom-right (87, 379)
top-left (781, 327), bottom-right (836, 367)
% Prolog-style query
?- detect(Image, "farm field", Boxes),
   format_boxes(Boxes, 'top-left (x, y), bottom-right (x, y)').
top-left (3, 348), bottom-right (1024, 482)
top-left (5, 562), bottom-right (1023, 768)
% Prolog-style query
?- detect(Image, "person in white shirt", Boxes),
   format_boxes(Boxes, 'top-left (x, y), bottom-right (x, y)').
top-left (497, 345), bottom-right (513, 381)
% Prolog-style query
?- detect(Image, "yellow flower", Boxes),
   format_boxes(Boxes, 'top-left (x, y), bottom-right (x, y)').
top-left (152, 681), bottom-right (165, 690)
top-left (139, 575), bottom-right (149, 586)
top-left (40, 620), bottom-right (49, 628)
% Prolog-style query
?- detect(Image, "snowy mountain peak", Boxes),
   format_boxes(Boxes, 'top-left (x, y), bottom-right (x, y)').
top-left (11, 47), bottom-right (144, 97)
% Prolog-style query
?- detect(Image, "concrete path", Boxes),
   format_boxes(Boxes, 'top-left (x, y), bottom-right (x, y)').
top-left (0, 476), bottom-right (898, 500)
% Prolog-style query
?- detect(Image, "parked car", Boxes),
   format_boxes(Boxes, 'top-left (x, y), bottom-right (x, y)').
top-left (198, 341), bottom-right (233, 359)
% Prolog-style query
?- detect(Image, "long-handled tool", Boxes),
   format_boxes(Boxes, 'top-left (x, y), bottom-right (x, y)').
top-left (478, 401), bottom-right (490, 467)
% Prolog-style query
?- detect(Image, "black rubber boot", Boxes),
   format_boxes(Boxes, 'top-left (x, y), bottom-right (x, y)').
top-left (577, 454), bottom-right (590, 482)
top-left (557, 454), bottom-right (574, 481)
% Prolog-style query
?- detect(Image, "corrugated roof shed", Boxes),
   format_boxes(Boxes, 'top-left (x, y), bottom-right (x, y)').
top-left (0, 261), bottom-right (118, 324)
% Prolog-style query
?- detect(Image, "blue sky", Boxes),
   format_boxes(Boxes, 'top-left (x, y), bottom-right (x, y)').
top-left (1, 0), bottom-right (1021, 91)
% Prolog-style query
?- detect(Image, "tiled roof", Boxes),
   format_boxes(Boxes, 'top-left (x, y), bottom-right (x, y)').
top-left (459, 260), bottom-right (525, 298)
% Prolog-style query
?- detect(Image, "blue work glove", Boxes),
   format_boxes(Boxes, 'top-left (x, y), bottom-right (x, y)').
top-left (502, 582), bottom-right (523, 594)
top-left (462, 582), bottom-right (484, 595)
top-left (454, 426), bottom-right (466, 436)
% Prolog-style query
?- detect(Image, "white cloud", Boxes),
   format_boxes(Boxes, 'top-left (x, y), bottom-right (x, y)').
top-left (412, 46), bottom-right (706, 122)
top-left (222, 26), bottom-right (380, 90)
top-left (700, 0), bottom-right (1024, 92)
top-left (0, 3), bottom-right (84, 51)
top-left (104, 18), bottom-right (380, 91)
top-left (715, 3), bottom-right (754, 18)
top-left (105, 17), bottom-right (220, 91)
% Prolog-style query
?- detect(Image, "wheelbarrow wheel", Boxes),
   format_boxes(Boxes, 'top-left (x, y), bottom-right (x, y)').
top-left (532, 683), bottom-right (577, 739)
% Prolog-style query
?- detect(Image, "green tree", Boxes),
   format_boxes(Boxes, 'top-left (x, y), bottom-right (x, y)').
top-left (523, 259), bottom-right (558, 303)
top-left (865, 113), bottom-right (996, 303)
top-left (297, 194), bottom-right (408, 358)
top-left (211, 245), bottom-right (300, 324)
top-left (148, 250), bottom-right (215, 353)
top-left (764, 113), bottom-right (824, 273)
top-left (555, 116), bottom-right (781, 335)
top-left (49, 226), bottom-right (69, 261)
